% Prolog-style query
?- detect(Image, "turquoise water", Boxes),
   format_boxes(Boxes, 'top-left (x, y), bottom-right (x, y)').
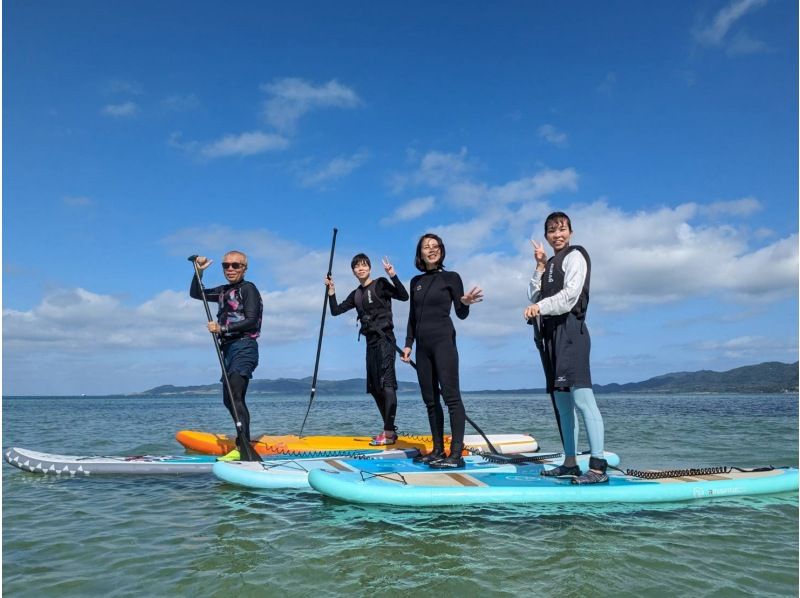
top-left (3, 393), bottom-right (798, 597)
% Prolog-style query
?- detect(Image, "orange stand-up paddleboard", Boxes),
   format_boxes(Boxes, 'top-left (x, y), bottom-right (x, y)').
top-left (175, 430), bottom-right (538, 456)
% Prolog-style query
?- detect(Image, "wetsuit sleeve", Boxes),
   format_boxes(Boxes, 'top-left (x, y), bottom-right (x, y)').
top-left (537, 251), bottom-right (587, 316)
top-left (449, 272), bottom-right (470, 320)
top-left (329, 289), bottom-right (356, 316)
top-left (404, 276), bottom-right (420, 348)
top-left (223, 282), bottom-right (262, 334)
top-left (380, 275), bottom-right (409, 302)
top-left (527, 271), bottom-right (543, 302)
top-left (190, 276), bottom-right (222, 303)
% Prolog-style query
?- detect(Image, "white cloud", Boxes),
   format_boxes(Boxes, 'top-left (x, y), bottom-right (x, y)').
top-left (380, 196), bottom-right (436, 225)
top-left (105, 79), bottom-right (143, 95)
top-left (169, 79), bottom-right (361, 160)
top-left (598, 72), bottom-right (617, 97)
top-left (102, 102), bottom-right (139, 117)
top-left (161, 225), bottom-right (328, 287)
top-left (692, 334), bottom-right (798, 360)
top-left (162, 93), bottom-right (201, 111)
top-left (725, 32), bottom-right (769, 55)
top-left (299, 151), bottom-right (369, 188)
top-left (485, 168), bottom-right (579, 205)
top-left (427, 209), bottom-right (511, 255)
top-left (261, 77), bottom-right (362, 133)
top-left (6, 201), bottom-right (796, 394)
top-left (199, 131), bottom-right (289, 158)
top-left (515, 201), bottom-right (795, 314)
top-left (394, 148), bottom-right (577, 209)
top-left (537, 124), bottom-right (568, 147)
top-left (63, 196), bottom-right (93, 207)
top-left (387, 148), bottom-right (797, 328)
top-left (386, 194), bottom-right (796, 342)
top-left (694, 0), bottom-right (768, 53)
top-left (701, 196), bottom-right (762, 218)
top-left (391, 148), bottom-right (473, 193)
top-left (2, 284), bottom-right (324, 355)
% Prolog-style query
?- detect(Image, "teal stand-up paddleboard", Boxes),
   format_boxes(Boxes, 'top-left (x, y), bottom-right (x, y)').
top-left (214, 451), bottom-right (620, 490)
top-left (308, 462), bottom-right (799, 506)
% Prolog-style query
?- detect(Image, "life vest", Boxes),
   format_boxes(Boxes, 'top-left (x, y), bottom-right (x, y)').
top-left (540, 245), bottom-right (590, 320)
top-left (354, 279), bottom-right (393, 338)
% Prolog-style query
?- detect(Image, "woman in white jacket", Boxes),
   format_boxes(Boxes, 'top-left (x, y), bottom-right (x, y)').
top-left (524, 211), bottom-right (608, 485)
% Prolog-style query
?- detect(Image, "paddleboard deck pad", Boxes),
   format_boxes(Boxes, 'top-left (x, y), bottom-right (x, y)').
top-left (308, 462), bottom-right (799, 506)
top-left (176, 430), bottom-right (538, 456)
top-left (213, 450), bottom-right (620, 490)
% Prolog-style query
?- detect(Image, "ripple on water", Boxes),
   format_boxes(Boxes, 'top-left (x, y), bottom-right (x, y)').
top-left (3, 393), bottom-right (798, 597)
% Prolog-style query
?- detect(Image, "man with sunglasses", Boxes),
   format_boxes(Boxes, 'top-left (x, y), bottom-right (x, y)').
top-left (190, 251), bottom-right (263, 461)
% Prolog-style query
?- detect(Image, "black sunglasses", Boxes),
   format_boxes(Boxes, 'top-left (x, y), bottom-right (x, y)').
top-left (222, 262), bottom-right (245, 270)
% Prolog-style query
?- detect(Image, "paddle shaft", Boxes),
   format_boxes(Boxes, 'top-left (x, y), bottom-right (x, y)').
top-left (188, 256), bottom-right (261, 462)
top-left (530, 313), bottom-right (564, 446)
top-left (299, 228), bottom-right (338, 437)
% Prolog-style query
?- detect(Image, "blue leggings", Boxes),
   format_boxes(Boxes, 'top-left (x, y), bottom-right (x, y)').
top-left (554, 387), bottom-right (604, 459)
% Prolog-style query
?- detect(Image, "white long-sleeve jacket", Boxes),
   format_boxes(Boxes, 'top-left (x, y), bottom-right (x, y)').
top-left (527, 250), bottom-right (588, 316)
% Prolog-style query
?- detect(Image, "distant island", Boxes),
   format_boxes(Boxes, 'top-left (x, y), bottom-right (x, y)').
top-left (137, 361), bottom-right (798, 396)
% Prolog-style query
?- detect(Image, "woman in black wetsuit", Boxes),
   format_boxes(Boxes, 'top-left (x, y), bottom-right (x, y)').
top-left (401, 233), bottom-right (483, 469)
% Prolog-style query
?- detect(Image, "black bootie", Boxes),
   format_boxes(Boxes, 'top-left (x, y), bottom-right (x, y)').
top-left (428, 443), bottom-right (465, 469)
top-left (413, 439), bottom-right (446, 464)
top-left (588, 456), bottom-right (608, 473)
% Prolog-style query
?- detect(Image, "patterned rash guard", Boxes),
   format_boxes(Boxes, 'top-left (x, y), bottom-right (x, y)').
top-left (190, 277), bottom-right (262, 343)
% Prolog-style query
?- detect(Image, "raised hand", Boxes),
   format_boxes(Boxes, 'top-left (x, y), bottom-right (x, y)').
top-left (461, 286), bottom-right (484, 305)
top-left (531, 239), bottom-right (547, 271)
top-left (195, 256), bottom-right (212, 271)
top-left (382, 256), bottom-right (396, 277)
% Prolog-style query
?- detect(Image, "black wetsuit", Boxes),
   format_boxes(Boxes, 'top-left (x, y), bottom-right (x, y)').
top-left (190, 277), bottom-right (262, 450)
top-left (329, 276), bottom-right (408, 431)
top-left (404, 269), bottom-right (470, 454)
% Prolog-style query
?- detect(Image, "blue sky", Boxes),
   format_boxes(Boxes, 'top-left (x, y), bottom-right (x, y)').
top-left (3, 0), bottom-right (797, 396)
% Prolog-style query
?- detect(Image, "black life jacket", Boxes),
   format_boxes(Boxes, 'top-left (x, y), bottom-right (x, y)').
top-left (540, 245), bottom-right (591, 320)
top-left (354, 279), bottom-right (393, 338)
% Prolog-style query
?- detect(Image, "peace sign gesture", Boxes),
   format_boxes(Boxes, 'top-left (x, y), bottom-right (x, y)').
top-left (382, 256), bottom-right (396, 277)
top-left (531, 239), bottom-right (548, 272)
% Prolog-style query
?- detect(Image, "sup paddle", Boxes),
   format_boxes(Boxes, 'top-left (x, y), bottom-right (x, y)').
top-left (528, 310), bottom-right (564, 446)
top-left (299, 228), bottom-right (338, 437)
top-left (188, 255), bottom-right (261, 462)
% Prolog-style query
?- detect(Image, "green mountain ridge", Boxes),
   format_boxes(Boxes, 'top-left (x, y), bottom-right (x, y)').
top-left (137, 361), bottom-right (798, 396)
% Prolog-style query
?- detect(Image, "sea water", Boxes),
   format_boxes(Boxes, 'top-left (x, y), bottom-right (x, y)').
top-left (3, 393), bottom-right (798, 597)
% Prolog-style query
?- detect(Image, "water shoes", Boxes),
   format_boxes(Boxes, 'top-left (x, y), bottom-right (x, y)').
top-left (217, 449), bottom-right (241, 462)
top-left (540, 464), bottom-right (581, 477)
